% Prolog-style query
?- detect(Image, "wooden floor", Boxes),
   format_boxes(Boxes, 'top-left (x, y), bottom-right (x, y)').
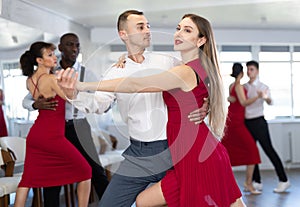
top-left (9, 168), bottom-right (300, 207)
top-left (234, 168), bottom-right (299, 207)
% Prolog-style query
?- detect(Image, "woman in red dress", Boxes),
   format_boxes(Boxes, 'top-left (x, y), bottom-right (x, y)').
top-left (0, 89), bottom-right (8, 137)
top-left (15, 41), bottom-right (91, 207)
top-left (222, 63), bottom-right (262, 194)
top-left (59, 14), bottom-right (245, 206)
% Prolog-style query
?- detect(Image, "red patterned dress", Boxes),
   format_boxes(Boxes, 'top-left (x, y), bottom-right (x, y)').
top-left (161, 59), bottom-right (242, 207)
top-left (222, 84), bottom-right (261, 166)
top-left (19, 77), bottom-right (91, 187)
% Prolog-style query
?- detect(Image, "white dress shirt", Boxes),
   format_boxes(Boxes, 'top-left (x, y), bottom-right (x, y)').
top-left (244, 78), bottom-right (272, 119)
top-left (62, 61), bottom-right (86, 120)
top-left (71, 52), bottom-right (181, 142)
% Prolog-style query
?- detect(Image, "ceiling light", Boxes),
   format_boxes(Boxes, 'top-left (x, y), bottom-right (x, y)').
top-left (11, 35), bottom-right (18, 43)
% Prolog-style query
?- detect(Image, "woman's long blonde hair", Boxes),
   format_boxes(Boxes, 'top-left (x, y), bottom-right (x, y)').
top-left (183, 14), bottom-right (226, 138)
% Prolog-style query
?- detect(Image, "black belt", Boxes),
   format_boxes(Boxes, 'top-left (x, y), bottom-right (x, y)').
top-left (65, 118), bottom-right (85, 125)
top-left (130, 138), bottom-right (167, 147)
top-left (65, 119), bottom-right (74, 125)
top-left (245, 116), bottom-right (264, 121)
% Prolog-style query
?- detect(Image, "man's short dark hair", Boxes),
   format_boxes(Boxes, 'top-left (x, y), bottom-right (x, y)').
top-left (246, 60), bottom-right (259, 70)
top-left (117, 10), bottom-right (144, 31)
top-left (60, 33), bottom-right (79, 43)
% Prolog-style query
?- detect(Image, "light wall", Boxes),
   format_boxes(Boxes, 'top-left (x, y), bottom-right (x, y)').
top-left (1, 0), bottom-right (300, 64)
top-left (91, 27), bottom-right (300, 45)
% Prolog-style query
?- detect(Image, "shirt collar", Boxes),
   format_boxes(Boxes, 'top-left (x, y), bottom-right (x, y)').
top-left (125, 51), bottom-right (151, 65)
top-left (72, 61), bottom-right (81, 71)
top-left (56, 60), bottom-right (80, 71)
top-left (248, 77), bottom-right (260, 86)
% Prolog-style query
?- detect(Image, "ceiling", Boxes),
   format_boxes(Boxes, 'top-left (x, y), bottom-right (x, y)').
top-left (0, 18), bottom-right (44, 50)
top-left (1, 0), bottom-right (300, 51)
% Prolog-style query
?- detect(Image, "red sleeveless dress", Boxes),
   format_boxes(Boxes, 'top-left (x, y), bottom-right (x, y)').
top-left (221, 84), bottom-right (261, 166)
top-left (18, 75), bottom-right (91, 187)
top-left (161, 59), bottom-right (241, 207)
top-left (0, 90), bottom-right (8, 137)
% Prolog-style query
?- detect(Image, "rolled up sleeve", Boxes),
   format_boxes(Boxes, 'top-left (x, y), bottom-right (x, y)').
top-left (68, 91), bottom-right (115, 114)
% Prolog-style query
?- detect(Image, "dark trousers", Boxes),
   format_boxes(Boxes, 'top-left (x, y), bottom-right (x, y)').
top-left (99, 139), bottom-right (172, 207)
top-left (43, 118), bottom-right (109, 207)
top-left (245, 116), bottom-right (288, 183)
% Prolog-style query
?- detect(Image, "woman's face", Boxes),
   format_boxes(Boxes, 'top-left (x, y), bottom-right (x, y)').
top-left (121, 14), bottom-right (151, 49)
top-left (40, 48), bottom-right (57, 68)
top-left (173, 17), bottom-right (205, 52)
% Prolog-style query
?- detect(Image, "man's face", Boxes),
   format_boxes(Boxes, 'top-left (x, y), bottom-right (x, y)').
top-left (121, 14), bottom-right (151, 50)
top-left (247, 65), bottom-right (259, 79)
top-left (59, 35), bottom-right (80, 62)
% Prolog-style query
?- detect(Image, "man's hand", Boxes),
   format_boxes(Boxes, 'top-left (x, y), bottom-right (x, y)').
top-left (260, 89), bottom-right (272, 104)
top-left (188, 97), bottom-right (209, 124)
top-left (227, 96), bottom-right (236, 103)
top-left (56, 68), bottom-right (78, 99)
top-left (33, 95), bottom-right (58, 110)
top-left (112, 54), bottom-right (126, 68)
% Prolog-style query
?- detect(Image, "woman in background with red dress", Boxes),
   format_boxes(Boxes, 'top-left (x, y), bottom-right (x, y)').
top-left (222, 62), bottom-right (262, 194)
top-left (0, 88), bottom-right (8, 137)
top-left (15, 41), bottom-right (91, 207)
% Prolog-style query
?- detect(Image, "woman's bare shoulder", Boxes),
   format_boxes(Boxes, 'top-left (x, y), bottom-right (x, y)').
top-left (33, 74), bottom-right (57, 98)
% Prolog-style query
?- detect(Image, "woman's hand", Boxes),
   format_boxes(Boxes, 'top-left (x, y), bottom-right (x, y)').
top-left (76, 81), bottom-right (85, 92)
top-left (56, 68), bottom-right (78, 99)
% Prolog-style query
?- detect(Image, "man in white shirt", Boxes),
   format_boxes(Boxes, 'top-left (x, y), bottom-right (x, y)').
top-left (244, 60), bottom-right (290, 193)
top-left (59, 10), bottom-right (207, 207)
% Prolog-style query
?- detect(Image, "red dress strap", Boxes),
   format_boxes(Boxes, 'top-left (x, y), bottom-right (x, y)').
top-left (186, 59), bottom-right (210, 94)
top-left (30, 73), bottom-right (47, 97)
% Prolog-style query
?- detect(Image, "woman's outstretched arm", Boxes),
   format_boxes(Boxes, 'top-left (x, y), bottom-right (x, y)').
top-left (235, 83), bottom-right (262, 106)
top-left (57, 65), bottom-right (198, 96)
top-left (57, 67), bottom-right (208, 124)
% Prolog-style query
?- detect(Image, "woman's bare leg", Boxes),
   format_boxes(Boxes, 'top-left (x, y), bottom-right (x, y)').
top-left (136, 181), bottom-right (246, 207)
top-left (136, 181), bottom-right (167, 207)
top-left (14, 187), bottom-right (30, 207)
top-left (230, 197), bottom-right (246, 207)
top-left (77, 179), bottom-right (91, 207)
top-left (244, 164), bottom-right (259, 192)
top-left (246, 165), bottom-right (254, 186)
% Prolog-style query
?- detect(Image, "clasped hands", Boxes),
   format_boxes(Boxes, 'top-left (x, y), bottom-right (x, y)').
top-left (56, 68), bottom-right (79, 99)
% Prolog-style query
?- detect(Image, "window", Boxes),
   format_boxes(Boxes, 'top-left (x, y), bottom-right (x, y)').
top-left (258, 62), bottom-right (291, 119)
top-left (259, 46), bottom-right (292, 119)
top-left (219, 46), bottom-right (252, 107)
top-left (219, 45), bottom-right (298, 120)
top-left (2, 63), bottom-right (38, 122)
top-left (292, 49), bottom-right (300, 118)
